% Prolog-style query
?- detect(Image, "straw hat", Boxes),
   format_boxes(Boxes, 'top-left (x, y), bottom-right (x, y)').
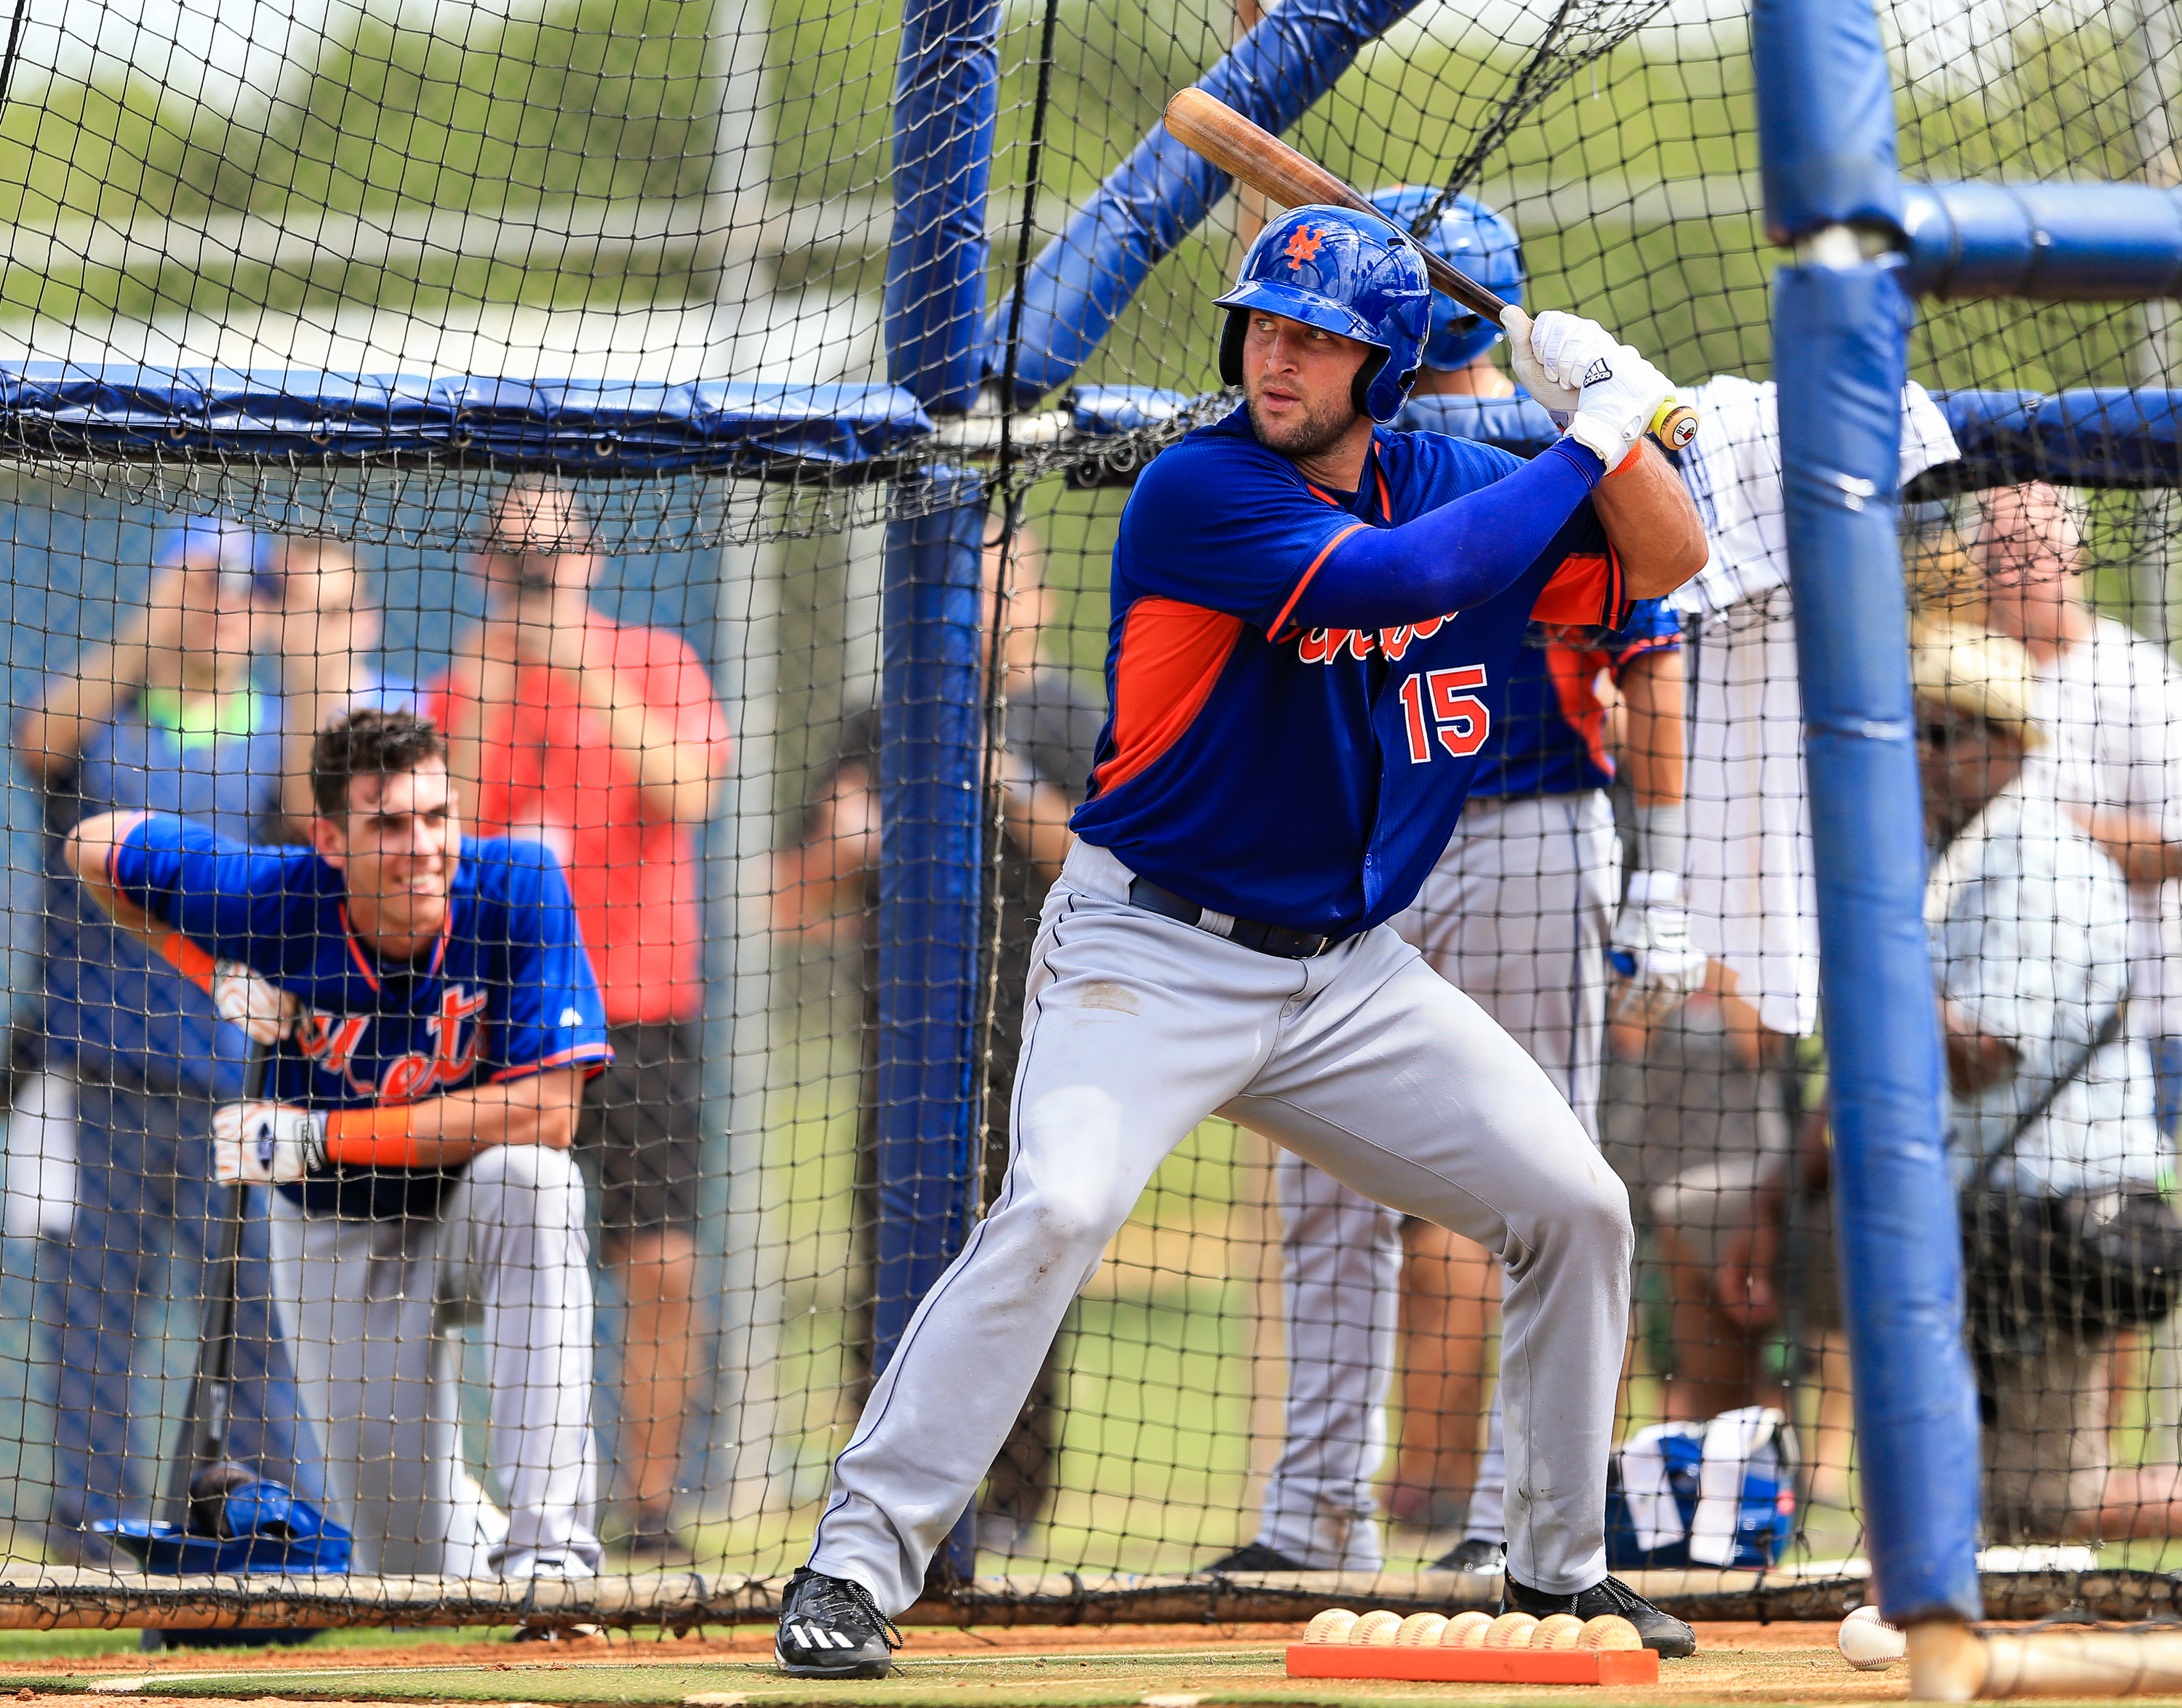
top-left (1909, 621), bottom-right (2047, 749)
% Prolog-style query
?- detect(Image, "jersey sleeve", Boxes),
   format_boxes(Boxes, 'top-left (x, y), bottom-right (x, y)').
top-left (108, 813), bottom-right (304, 971)
top-left (1528, 506), bottom-right (1626, 629)
top-left (484, 843), bottom-right (614, 1082)
top-left (1120, 434), bottom-right (1365, 634)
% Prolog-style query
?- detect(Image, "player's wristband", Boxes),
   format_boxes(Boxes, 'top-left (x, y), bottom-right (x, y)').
top-left (323, 1105), bottom-right (425, 1168)
top-left (157, 932), bottom-right (218, 997)
top-left (1633, 802), bottom-right (1686, 879)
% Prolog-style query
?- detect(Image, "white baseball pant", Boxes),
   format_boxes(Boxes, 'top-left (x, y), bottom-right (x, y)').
top-left (809, 838), bottom-right (1631, 1612)
top-left (1254, 790), bottom-right (1619, 1567)
top-left (265, 1142), bottom-right (602, 1579)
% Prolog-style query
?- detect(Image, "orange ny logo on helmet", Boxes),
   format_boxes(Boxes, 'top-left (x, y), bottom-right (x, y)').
top-left (1284, 225), bottom-right (1324, 268)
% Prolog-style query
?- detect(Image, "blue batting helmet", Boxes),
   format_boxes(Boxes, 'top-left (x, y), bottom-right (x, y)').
top-left (1367, 185), bottom-right (1525, 370)
top-left (1213, 204), bottom-right (1432, 424)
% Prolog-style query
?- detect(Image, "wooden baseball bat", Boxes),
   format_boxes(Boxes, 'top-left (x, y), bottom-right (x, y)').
top-left (1909, 1620), bottom-right (2182, 1699)
top-left (1163, 88), bottom-right (1699, 451)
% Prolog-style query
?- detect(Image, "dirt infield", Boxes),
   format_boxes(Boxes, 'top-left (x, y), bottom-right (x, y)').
top-left (0, 1622), bottom-right (1941, 1708)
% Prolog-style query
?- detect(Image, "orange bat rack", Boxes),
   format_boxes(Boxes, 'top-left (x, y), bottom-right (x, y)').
top-left (1285, 1643), bottom-right (1661, 1685)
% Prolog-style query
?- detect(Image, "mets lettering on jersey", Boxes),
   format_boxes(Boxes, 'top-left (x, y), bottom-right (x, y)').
top-left (107, 814), bottom-right (612, 1216)
top-left (1071, 407), bottom-right (1624, 935)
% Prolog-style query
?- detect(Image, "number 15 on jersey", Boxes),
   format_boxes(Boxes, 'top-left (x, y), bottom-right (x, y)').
top-left (1397, 665), bottom-right (1491, 765)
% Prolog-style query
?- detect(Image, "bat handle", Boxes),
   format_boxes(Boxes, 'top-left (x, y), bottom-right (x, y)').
top-left (1650, 396), bottom-right (1699, 451)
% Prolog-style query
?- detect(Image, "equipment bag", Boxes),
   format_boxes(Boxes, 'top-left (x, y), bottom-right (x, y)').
top-left (1957, 998), bottom-right (2182, 1340)
top-left (1604, 1405), bottom-right (1797, 1571)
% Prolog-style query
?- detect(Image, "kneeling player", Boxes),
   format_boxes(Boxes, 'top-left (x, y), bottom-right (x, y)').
top-left (775, 204), bottom-right (1708, 1676)
top-left (65, 709), bottom-right (610, 1580)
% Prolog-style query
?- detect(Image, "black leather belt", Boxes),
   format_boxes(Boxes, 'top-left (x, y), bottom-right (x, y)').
top-left (1127, 876), bottom-right (1343, 959)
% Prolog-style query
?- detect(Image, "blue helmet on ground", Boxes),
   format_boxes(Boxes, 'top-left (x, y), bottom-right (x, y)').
top-left (1367, 185), bottom-right (1525, 370)
top-left (1213, 204), bottom-right (1433, 424)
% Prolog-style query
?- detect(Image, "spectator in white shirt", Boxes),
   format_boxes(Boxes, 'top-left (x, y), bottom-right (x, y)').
top-left (1977, 483), bottom-right (2182, 1139)
top-left (1914, 623), bottom-right (2163, 1541)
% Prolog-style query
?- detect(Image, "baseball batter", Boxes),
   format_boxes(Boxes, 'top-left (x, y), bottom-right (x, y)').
top-left (1213, 190), bottom-right (1702, 1581)
top-left (63, 709), bottom-right (611, 1580)
top-left (775, 203), bottom-right (1707, 1676)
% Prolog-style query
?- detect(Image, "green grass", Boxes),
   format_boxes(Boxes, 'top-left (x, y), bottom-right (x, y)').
top-left (0, 1648), bottom-right (1810, 1707)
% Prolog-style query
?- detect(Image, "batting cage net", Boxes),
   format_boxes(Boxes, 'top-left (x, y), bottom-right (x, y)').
top-left (0, 0), bottom-right (2173, 1634)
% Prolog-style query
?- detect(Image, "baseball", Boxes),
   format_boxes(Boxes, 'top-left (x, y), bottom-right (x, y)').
top-left (1532, 1613), bottom-right (1586, 1650)
top-left (1579, 1616), bottom-right (1643, 1651)
top-left (1837, 1605), bottom-right (1906, 1670)
top-left (1483, 1611), bottom-right (1540, 1648)
top-left (1441, 1611), bottom-right (1494, 1648)
top-left (1303, 1608), bottom-right (1359, 1644)
top-left (1351, 1609), bottom-right (1403, 1645)
top-left (1395, 1612), bottom-right (1449, 1646)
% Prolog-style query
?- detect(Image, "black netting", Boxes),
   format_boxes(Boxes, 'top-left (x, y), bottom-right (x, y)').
top-left (0, 0), bottom-right (2170, 1638)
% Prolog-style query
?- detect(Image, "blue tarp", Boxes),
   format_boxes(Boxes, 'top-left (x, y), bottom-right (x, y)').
top-left (0, 369), bottom-right (933, 474)
top-left (4, 370), bottom-right (2179, 493)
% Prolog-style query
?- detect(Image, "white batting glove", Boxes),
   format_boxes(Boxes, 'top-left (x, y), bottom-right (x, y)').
top-left (1610, 871), bottom-right (1709, 1021)
top-left (212, 1101), bottom-right (328, 1185)
top-left (1526, 311), bottom-right (1623, 393)
top-left (1499, 307), bottom-right (1578, 425)
top-left (210, 961), bottom-right (298, 1047)
top-left (1566, 344), bottom-right (1674, 469)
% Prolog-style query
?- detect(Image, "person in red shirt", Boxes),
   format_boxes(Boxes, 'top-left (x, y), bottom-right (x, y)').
top-left (431, 477), bottom-right (732, 1560)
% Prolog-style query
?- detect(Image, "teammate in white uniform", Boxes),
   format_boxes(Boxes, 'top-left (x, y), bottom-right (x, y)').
top-left (1674, 374), bottom-right (1960, 1041)
top-left (772, 204), bottom-right (1708, 1676)
top-left (1210, 190), bottom-right (1703, 1579)
top-left (64, 710), bottom-right (611, 1581)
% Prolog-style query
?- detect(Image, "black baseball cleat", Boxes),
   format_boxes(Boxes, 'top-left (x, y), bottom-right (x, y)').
top-left (775, 1568), bottom-right (902, 1678)
top-left (1503, 1571), bottom-right (1696, 1657)
top-left (1202, 1541), bottom-right (1311, 1573)
top-left (1430, 1536), bottom-right (1507, 1574)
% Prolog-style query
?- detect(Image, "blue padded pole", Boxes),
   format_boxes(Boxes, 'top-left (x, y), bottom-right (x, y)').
top-left (876, 0), bottom-right (998, 1581)
top-left (984, 0), bottom-right (1431, 404)
top-left (876, 485), bottom-right (986, 1378)
top-left (887, 0), bottom-right (1001, 412)
top-left (1754, 0), bottom-right (1983, 1632)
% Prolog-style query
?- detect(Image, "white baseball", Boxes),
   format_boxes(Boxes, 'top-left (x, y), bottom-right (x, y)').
top-left (1837, 1605), bottom-right (1906, 1670)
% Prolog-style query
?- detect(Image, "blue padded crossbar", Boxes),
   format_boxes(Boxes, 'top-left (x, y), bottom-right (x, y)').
top-left (1404, 390), bottom-right (2182, 494)
top-left (1903, 182), bottom-right (2182, 300)
top-left (1917, 388), bottom-right (2182, 493)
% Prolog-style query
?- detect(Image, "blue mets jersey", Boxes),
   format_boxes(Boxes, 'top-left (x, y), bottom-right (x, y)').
top-left (1071, 406), bottom-right (1624, 935)
top-left (107, 813), bottom-right (612, 1217)
top-left (1468, 602), bottom-right (1682, 799)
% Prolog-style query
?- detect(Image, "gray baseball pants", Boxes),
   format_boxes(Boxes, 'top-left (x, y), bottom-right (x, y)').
top-left (809, 839), bottom-right (1631, 1611)
top-left (265, 1142), bottom-right (602, 1579)
top-left (1255, 791), bottom-right (1618, 1567)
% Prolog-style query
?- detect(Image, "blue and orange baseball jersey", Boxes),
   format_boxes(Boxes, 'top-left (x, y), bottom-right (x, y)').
top-left (107, 814), bottom-right (612, 1216)
top-left (1468, 602), bottom-right (1682, 799)
top-left (1071, 406), bottom-right (1626, 934)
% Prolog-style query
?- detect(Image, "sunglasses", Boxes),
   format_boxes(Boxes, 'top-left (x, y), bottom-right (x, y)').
top-left (1917, 716), bottom-right (2009, 749)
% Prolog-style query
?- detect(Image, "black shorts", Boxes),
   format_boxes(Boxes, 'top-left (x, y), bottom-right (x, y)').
top-left (577, 1021), bottom-right (703, 1240)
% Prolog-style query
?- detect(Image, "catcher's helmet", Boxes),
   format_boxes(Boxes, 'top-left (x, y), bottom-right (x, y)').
top-left (1214, 204), bottom-right (1432, 424)
top-left (1367, 185), bottom-right (1525, 370)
